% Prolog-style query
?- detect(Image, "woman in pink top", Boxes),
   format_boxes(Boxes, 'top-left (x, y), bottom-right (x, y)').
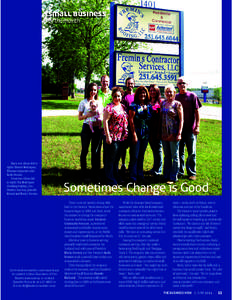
top-left (103, 87), bottom-right (128, 185)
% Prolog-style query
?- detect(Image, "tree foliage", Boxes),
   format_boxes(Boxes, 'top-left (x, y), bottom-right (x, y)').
top-left (213, 87), bottom-right (222, 103)
top-left (42, 0), bottom-right (138, 92)
top-left (42, 63), bottom-right (59, 94)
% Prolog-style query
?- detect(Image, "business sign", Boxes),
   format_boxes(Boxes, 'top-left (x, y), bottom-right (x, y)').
top-left (201, 85), bottom-right (209, 93)
top-left (115, 51), bottom-right (180, 86)
top-left (115, 4), bottom-right (180, 43)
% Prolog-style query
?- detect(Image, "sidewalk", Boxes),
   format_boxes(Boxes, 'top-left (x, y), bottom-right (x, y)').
top-left (42, 106), bottom-right (222, 121)
top-left (42, 110), bottom-right (79, 117)
top-left (199, 106), bottom-right (222, 121)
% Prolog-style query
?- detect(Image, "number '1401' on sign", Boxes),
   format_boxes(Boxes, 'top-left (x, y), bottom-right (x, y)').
top-left (141, 0), bottom-right (155, 8)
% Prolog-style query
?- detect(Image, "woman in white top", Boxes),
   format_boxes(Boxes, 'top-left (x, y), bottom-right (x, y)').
top-left (78, 83), bottom-right (103, 181)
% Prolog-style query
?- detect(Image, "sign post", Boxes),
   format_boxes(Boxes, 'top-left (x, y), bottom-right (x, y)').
top-left (201, 84), bottom-right (209, 103)
top-left (110, 2), bottom-right (115, 89)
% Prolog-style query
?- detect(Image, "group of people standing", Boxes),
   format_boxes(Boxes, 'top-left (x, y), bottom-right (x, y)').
top-left (78, 75), bottom-right (201, 186)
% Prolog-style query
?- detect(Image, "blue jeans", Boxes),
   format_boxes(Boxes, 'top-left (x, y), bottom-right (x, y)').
top-left (162, 140), bottom-right (180, 182)
top-left (80, 124), bottom-right (102, 175)
top-left (149, 138), bottom-right (163, 175)
top-left (129, 138), bottom-right (149, 181)
top-left (179, 132), bottom-right (197, 177)
top-left (104, 140), bottom-right (123, 185)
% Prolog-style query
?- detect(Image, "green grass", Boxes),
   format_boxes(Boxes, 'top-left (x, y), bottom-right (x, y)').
top-left (201, 102), bottom-right (222, 107)
top-left (42, 94), bottom-right (59, 98)
top-left (42, 93), bottom-right (84, 109)
top-left (42, 117), bottom-right (222, 196)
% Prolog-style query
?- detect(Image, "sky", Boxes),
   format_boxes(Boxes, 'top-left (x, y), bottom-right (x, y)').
top-left (135, 0), bottom-right (222, 87)
top-left (43, 0), bottom-right (222, 88)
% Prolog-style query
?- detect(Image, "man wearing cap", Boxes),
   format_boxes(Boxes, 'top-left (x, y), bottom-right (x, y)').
top-left (175, 77), bottom-right (202, 180)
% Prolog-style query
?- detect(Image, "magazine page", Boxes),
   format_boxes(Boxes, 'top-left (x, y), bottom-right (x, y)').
top-left (1, 0), bottom-right (231, 299)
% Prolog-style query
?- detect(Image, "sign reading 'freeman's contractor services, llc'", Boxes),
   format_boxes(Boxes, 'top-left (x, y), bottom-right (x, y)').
top-left (115, 51), bottom-right (180, 86)
top-left (115, 5), bottom-right (180, 43)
